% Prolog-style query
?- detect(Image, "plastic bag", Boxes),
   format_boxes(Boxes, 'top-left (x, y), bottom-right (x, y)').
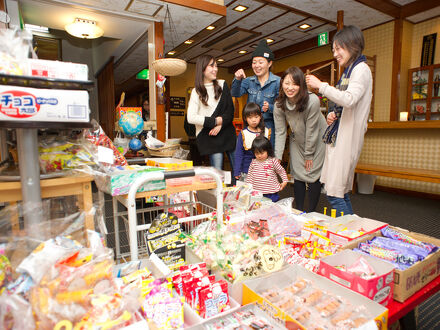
top-left (145, 131), bottom-right (165, 149)
top-left (172, 147), bottom-right (189, 160)
top-left (113, 131), bottom-right (130, 155)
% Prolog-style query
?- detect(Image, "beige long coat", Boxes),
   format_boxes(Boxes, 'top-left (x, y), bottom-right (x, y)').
top-left (319, 62), bottom-right (372, 198)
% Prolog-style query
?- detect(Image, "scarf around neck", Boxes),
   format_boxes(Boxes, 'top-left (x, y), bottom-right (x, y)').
top-left (322, 55), bottom-right (367, 145)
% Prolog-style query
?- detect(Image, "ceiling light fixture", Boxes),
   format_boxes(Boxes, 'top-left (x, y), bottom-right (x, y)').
top-left (206, 25), bottom-right (215, 30)
top-left (298, 23), bottom-right (311, 30)
top-left (217, 58), bottom-right (225, 62)
top-left (266, 38), bottom-right (274, 43)
top-left (238, 50), bottom-right (247, 54)
top-left (24, 24), bottom-right (49, 33)
top-left (233, 5), bottom-right (248, 12)
top-left (65, 18), bottom-right (103, 39)
top-left (167, 51), bottom-right (176, 55)
top-left (184, 39), bottom-right (194, 44)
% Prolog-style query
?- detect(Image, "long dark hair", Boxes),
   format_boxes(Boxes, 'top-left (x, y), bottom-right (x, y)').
top-left (333, 25), bottom-right (365, 66)
top-left (242, 102), bottom-right (265, 130)
top-left (251, 136), bottom-right (274, 158)
top-left (276, 66), bottom-right (309, 113)
top-left (195, 55), bottom-right (222, 106)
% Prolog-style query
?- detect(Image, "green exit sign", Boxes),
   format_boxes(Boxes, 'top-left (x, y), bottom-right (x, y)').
top-left (318, 32), bottom-right (329, 46)
top-left (136, 69), bottom-right (149, 80)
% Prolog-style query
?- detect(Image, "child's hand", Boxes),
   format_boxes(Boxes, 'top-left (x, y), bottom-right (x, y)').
top-left (262, 101), bottom-right (269, 112)
top-left (280, 181), bottom-right (288, 190)
top-left (305, 159), bottom-right (313, 172)
top-left (235, 175), bottom-right (240, 179)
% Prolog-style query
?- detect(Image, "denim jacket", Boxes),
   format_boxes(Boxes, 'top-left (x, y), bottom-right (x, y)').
top-left (230, 72), bottom-right (280, 121)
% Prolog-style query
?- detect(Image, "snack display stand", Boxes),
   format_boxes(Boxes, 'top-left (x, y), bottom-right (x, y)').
top-left (0, 74), bottom-right (93, 236)
top-left (112, 167), bottom-right (223, 261)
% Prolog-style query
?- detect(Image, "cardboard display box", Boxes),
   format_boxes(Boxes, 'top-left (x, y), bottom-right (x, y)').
top-left (319, 250), bottom-right (395, 306)
top-left (26, 59), bottom-right (89, 81)
top-left (344, 226), bottom-right (440, 302)
top-left (0, 85), bottom-right (89, 122)
top-left (243, 265), bottom-right (388, 330)
top-left (146, 158), bottom-right (193, 171)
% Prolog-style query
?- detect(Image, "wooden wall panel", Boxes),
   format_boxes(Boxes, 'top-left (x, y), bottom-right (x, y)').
top-left (97, 57), bottom-right (115, 139)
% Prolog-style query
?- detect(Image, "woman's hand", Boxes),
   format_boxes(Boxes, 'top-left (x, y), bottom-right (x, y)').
top-left (215, 116), bottom-right (223, 126)
top-left (327, 111), bottom-right (337, 125)
top-left (234, 69), bottom-right (246, 80)
top-left (209, 125), bottom-right (222, 136)
top-left (280, 181), bottom-right (288, 191)
top-left (305, 159), bottom-right (313, 172)
top-left (262, 101), bottom-right (269, 112)
top-left (305, 74), bottom-right (322, 90)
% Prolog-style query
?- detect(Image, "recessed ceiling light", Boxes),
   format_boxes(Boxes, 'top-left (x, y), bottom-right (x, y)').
top-left (168, 51), bottom-right (176, 55)
top-left (233, 5), bottom-right (248, 12)
top-left (266, 38), bottom-right (274, 43)
top-left (206, 25), bottom-right (215, 30)
top-left (217, 58), bottom-right (225, 62)
top-left (298, 23), bottom-right (311, 30)
top-left (184, 39), bottom-right (194, 45)
top-left (238, 50), bottom-right (247, 54)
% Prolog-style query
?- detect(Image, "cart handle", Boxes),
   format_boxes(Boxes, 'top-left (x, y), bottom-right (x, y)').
top-left (127, 167), bottom-right (223, 260)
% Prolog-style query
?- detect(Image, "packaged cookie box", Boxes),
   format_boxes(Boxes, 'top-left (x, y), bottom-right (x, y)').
top-left (318, 250), bottom-right (395, 306)
top-left (304, 213), bottom-right (387, 246)
top-left (146, 158), bottom-right (193, 171)
top-left (242, 265), bottom-right (388, 330)
top-left (95, 165), bottom-right (165, 196)
top-left (344, 226), bottom-right (440, 303)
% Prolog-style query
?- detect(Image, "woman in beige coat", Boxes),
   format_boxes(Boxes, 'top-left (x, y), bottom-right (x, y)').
top-left (274, 66), bottom-right (326, 212)
top-left (306, 25), bottom-right (372, 215)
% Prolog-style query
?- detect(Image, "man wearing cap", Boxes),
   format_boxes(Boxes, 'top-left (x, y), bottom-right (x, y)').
top-left (231, 39), bottom-right (280, 146)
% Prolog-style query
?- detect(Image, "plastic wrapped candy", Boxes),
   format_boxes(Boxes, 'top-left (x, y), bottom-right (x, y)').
top-left (381, 226), bottom-right (437, 254)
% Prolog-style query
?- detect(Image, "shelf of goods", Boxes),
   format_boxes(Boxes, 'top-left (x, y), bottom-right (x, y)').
top-left (0, 74), bottom-right (93, 237)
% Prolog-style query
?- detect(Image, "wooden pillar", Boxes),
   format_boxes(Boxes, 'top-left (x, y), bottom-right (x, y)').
top-left (97, 57), bottom-right (115, 139)
top-left (336, 10), bottom-right (344, 81)
top-left (390, 18), bottom-right (403, 121)
top-left (154, 22), bottom-right (166, 142)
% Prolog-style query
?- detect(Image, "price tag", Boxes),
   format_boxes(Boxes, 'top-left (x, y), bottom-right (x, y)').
top-left (97, 146), bottom-right (114, 164)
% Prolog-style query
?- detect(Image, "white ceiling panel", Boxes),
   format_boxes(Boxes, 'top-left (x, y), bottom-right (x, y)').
top-left (127, 1), bottom-right (164, 17)
top-left (273, 0), bottom-right (392, 29)
top-left (407, 7), bottom-right (440, 23)
top-left (224, 0), bottom-right (263, 24)
top-left (254, 12), bottom-right (307, 34)
top-left (234, 6), bottom-right (286, 28)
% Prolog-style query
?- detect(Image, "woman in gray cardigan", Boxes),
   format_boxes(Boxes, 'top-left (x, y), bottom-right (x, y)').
top-left (274, 66), bottom-right (327, 212)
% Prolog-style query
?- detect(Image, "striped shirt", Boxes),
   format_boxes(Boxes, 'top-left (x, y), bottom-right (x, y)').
top-left (245, 157), bottom-right (288, 194)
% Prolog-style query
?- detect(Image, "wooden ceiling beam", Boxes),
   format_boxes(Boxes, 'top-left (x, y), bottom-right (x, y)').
top-left (401, 0), bottom-right (440, 19)
top-left (163, 0), bottom-right (227, 16)
top-left (353, 0), bottom-right (401, 18)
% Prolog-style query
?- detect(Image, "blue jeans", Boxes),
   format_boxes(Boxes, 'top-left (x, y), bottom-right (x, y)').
top-left (327, 193), bottom-right (353, 216)
top-left (209, 151), bottom-right (235, 171)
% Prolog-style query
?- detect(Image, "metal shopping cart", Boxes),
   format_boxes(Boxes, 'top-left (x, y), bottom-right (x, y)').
top-left (125, 168), bottom-right (223, 261)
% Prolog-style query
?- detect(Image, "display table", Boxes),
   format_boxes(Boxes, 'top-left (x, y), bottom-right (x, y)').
top-left (388, 275), bottom-right (440, 324)
top-left (0, 174), bottom-right (94, 233)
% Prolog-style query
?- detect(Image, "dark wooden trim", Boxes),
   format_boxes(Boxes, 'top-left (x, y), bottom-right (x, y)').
top-left (401, 0), bottom-right (440, 19)
top-left (124, 0), bottom-right (135, 11)
top-left (374, 185), bottom-right (440, 200)
top-left (163, 0), bottom-right (227, 16)
top-left (367, 121), bottom-right (440, 129)
top-left (259, 0), bottom-right (336, 25)
top-left (155, 21), bottom-right (166, 142)
top-left (251, 10), bottom-right (289, 30)
top-left (390, 18), bottom-right (403, 121)
top-left (353, 0), bottom-right (401, 18)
